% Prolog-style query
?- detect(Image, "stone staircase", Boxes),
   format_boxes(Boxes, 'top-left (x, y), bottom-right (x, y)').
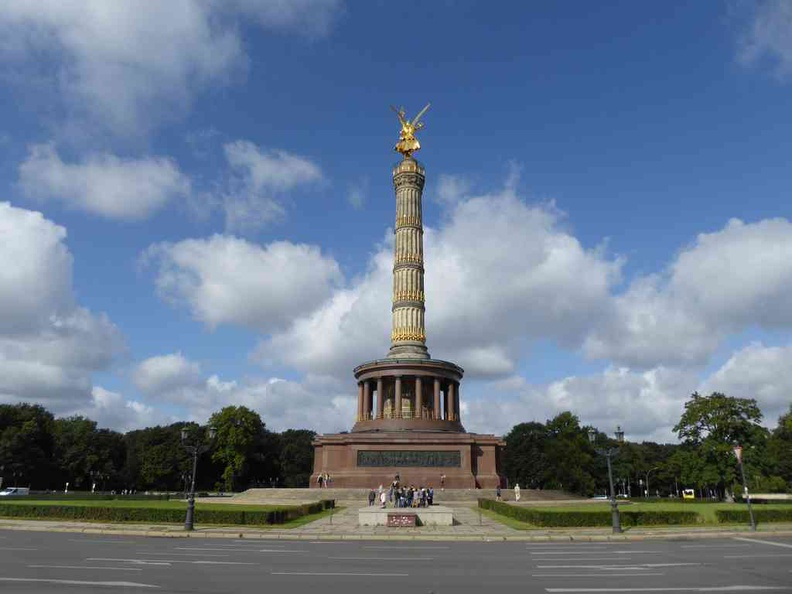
top-left (230, 487), bottom-right (579, 506)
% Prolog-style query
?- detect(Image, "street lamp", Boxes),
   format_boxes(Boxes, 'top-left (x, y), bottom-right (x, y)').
top-left (733, 445), bottom-right (756, 532)
top-left (645, 466), bottom-right (659, 498)
top-left (181, 425), bottom-right (217, 531)
top-left (589, 425), bottom-right (625, 534)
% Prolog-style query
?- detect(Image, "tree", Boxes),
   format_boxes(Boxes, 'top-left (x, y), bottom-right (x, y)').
top-left (542, 412), bottom-right (596, 495)
top-left (503, 422), bottom-right (547, 489)
top-left (209, 406), bottom-right (266, 492)
top-left (278, 429), bottom-right (316, 487)
top-left (124, 424), bottom-right (193, 491)
top-left (767, 405), bottom-right (792, 489)
top-left (673, 392), bottom-right (768, 498)
top-left (0, 404), bottom-right (56, 489)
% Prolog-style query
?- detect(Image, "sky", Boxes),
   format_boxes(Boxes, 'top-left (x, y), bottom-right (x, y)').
top-left (0, 0), bottom-right (791, 443)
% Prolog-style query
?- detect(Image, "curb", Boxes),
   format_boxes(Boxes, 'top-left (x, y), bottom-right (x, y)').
top-left (1, 521), bottom-right (791, 542)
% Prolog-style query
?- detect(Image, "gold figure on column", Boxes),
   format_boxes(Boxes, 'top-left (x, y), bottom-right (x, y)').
top-left (392, 103), bottom-right (430, 157)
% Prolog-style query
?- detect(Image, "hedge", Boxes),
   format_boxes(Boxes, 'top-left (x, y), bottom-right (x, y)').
top-left (478, 499), bottom-right (700, 527)
top-left (0, 499), bottom-right (334, 525)
top-left (716, 508), bottom-right (792, 524)
top-left (25, 494), bottom-right (172, 501)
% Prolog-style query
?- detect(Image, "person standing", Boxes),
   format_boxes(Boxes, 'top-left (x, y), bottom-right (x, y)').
top-left (495, 485), bottom-right (502, 501)
top-left (379, 490), bottom-right (387, 508)
top-left (440, 474), bottom-right (446, 491)
top-left (368, 488), bottom-right (376, 506)
top-left (514, 483), bottom-right (521, 502)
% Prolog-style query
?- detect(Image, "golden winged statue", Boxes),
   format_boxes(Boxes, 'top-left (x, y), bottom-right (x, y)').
top-left (392, 103), bottom-right (430, 157)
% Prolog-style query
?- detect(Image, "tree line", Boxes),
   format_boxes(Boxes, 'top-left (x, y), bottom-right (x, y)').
top-left (1, 392), bottom-right (790, 497)
top-left (0, 404), bottom-right (315, 493)
top-left (503, 393), bottom-right (792, 498)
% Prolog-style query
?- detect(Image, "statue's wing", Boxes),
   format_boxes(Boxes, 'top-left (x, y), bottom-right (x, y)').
top-left (391, 105), bottom-right (406, 124)
top-left (410, 103), bottom-right (431, 126)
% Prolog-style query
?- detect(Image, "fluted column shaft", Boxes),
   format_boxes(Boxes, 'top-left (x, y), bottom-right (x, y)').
top-left (388, 158), bottom-right (430, 360)
top-left (357, 382), bottom-right (364, 422)
top-left (363, 381), bottom-right (371, 420)
top-left (448, 382), bottom-right (456, 421)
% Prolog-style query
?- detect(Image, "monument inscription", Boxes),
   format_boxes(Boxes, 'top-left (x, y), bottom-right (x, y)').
top-left (357, 450), bottom-right (461, 468)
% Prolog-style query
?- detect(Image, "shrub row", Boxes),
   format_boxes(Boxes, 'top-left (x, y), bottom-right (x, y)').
top-left (478, 499), bottom-right (700, 527)
top-left (716, 508), bottom-right (792, 524)
top-left (26, 494), bottom-right (172, 501)
top-left (0, 499), bottom-right (334, 525)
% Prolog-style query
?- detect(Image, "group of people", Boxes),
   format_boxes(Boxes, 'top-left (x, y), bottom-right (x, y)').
top-left (316, 472), bottom-right (332, 488)
top-left (368, 477), bottom-right (435, 508)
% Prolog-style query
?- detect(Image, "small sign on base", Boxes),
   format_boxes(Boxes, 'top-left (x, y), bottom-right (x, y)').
top-left (387, 513), bottom-right (417, 527)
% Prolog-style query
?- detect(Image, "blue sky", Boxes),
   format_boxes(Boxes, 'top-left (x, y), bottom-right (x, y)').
top-left (0, 0), bottom-right (791, 442)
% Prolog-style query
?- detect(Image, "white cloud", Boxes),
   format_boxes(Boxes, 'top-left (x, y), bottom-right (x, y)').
top-left (585, 218), bottom-right (792, 367)
top-left (0, 202), bottom-right (122, 412)
top-left (19, 144), bottom-right (190, 220)
top-left (700, 342), bottom-right (792, 425)
top-left (738, 0), bottom-right (792, 79)
top-left (347, 178), bottom-right (368, 210)
top-left (257, 178), bottom-right (621, 377)
top-left (142, 235), bottom-right (342, 332)
top-left (221, 140), bottom-right (323, 232)
top-left (74, 387), bottom-right (171, 433)
top-left (132, 352), bottom-right (353, 432)
top-left (435, 173), bottom-right (472, 204)
top-left (0, 0), bottom-right (342, 135)
top-left (132, 352), bottom-right (202, 395)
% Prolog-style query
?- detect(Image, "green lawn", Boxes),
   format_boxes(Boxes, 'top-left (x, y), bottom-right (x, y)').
top-left (0, 499), bottom-right (287, 512)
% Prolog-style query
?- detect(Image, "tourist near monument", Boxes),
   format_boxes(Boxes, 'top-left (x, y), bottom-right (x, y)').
top-left (311, 105), bottom-right (505, 489)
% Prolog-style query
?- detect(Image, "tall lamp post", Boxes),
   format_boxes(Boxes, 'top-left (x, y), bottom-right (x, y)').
top-left (589, 425), bottom-right (625, 534)
top-left (181, 425), bottom-right (216, 532)
top-left (645, 466), bottom-right (659, 498)
top-left (733, 445), bottom-right (756, 532)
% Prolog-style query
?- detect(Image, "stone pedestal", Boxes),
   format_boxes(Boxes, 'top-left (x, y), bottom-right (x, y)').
top-left (358, 505), bottom-right (455, 526)
top-left (311, 430), bottom-right (503, 490)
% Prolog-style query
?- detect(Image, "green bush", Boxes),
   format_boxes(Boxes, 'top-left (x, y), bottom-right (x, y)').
top-left (716, 508), bottom-right (792, 524)
top-left (478, 499), bottom-right (700, 527)
top-left (0, 499), bottom-right (334, 526)
top-left (26, 494), bottom-right (171, 501)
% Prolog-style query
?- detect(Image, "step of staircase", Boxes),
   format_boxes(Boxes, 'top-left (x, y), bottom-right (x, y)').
top-left (231, 487), bottom-right (579, 505)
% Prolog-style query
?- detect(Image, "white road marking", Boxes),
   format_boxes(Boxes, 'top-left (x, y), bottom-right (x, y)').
top-left (724, 554), bottom-right (792, 559)
top-left (272, 571), bottom-right (410, 577)
top-left (733, 538), bottom-right (792, 549)
top-left (328, 557), bottom-right (434, 561)
top-left (174, 547), bottom-right (302, 553)
top-left (536, 564), bottom-right (700, 569)
top-left (682, 545), bottom-right (750, 549)
top-left (69, 539), bottom-right (137, 544)
top-left (546, 587), bottom-right (792, 593)
top-left (534, 573), bottom-right (665, 578)
top-left (532, 550), bottom-right (656, 555)
top-left (136, 552), bottom-right (229, 557)
top-left (0, 547), bottom-right (38, 551)
top-left (0, 577), bottom-right (158, 588)
top-left (87, 557), bottom-right (257, 565)
top-left (364, 545), bottom-right (449, 550)
top-left (529, 557), bottom-right (637, 562)
top-left (29, 565), bottom-right (143, 571)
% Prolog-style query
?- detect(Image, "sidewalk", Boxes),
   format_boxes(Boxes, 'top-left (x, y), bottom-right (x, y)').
top-left (1, 505), bottom-right (791, 542)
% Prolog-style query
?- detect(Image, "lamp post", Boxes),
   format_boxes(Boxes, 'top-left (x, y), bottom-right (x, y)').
top-left (733, 445), bottom-right (756, 532)
top-left (181, 425), bottom-right (216, 531)
top-left (589, 425), bottom-right (625, 534)
top-left (645, 467), bottom-right (659, 498)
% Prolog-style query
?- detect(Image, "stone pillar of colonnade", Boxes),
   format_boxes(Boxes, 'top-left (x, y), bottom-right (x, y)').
top-left (376, 377), bottom-right (384, 419)
top-left (448, 381), bottom-right (456, 422)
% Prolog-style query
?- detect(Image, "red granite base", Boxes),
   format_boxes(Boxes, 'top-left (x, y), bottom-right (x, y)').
top-left (311, 430), bottom-right (504, 489)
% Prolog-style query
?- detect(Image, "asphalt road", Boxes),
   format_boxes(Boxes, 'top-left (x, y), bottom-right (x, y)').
top-left (0, 531), bottom-right (790, 594)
